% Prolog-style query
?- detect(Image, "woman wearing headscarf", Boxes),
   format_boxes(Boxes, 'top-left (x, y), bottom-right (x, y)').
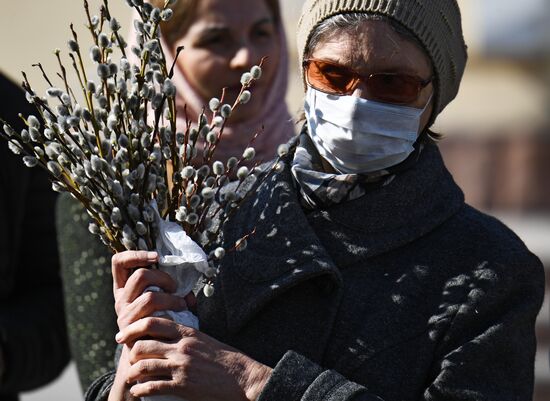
top-left (145, 0), bottom-right (294, 163)
top-left (91, 1), bottom-right (544, 400)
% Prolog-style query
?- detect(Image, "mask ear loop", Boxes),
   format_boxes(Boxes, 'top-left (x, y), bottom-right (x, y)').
top-left (415, 93), bottom-right (436, 150)
top-left (416, 92), bottom-right (434, 131)
top-left (421, 93), bottom-right (434, 112)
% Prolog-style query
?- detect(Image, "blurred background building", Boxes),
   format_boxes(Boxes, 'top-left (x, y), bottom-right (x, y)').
top-left (0, 0), bottom-right (547, 399)
top-left (436, 3), bottom-right (550, 398)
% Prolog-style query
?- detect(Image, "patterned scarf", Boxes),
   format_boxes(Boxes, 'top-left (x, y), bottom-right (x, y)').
top-left (291, 126), bottom-right (426, 209)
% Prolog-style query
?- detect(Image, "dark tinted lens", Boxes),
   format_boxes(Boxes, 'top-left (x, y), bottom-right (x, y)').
top-left (306, 60), bottom-right (358, 95)
top-left (368, 74), bottom-right (421, 104)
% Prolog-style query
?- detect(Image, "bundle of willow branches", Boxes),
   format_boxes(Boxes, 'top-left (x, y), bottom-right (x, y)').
top-left (1, 0), bottom-right (279, 290)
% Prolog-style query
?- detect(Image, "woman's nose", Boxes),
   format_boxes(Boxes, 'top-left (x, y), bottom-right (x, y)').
top-left (229, 43), bottom-right (253, 70)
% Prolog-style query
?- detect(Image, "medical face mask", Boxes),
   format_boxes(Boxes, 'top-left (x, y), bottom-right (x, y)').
top-left (304, 87), bottom-right (431, 174)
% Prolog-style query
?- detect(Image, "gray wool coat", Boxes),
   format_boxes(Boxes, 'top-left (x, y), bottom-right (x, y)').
top-left (86, 142), bottom-right (544, 401)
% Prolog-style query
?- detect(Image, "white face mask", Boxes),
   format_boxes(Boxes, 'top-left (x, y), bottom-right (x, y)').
top-left (304, 87), bottom-right (431, 174)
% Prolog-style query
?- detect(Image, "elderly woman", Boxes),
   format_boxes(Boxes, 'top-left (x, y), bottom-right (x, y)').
top-left (88, 1), bottom-right (544, 400)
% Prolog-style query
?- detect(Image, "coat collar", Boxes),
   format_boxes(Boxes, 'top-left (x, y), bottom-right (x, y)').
top-left (306, 142), bottom-right (465, 268)
top-left (216, 141), bottom-right (464, 333)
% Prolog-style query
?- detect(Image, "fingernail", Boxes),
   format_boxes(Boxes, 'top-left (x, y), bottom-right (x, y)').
top-left (147, 251), bottom-right (158, 260)
top-left (115, 332), bottom-right (122, 343)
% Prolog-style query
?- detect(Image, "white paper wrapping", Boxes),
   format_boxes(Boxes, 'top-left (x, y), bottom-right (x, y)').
top-left (141, 203), bottom-right (209, 401)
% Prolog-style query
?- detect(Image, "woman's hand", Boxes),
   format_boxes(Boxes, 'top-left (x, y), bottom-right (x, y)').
top-left (116, 317), bottom-right (273, 401)
top-left (109, 250), bottom-right (198, 401)
top-left (111, 251), bottom-right (190, 330)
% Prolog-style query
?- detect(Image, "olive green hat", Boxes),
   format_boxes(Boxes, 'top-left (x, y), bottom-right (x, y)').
top-left (297, 0), bottom-right (468, 117)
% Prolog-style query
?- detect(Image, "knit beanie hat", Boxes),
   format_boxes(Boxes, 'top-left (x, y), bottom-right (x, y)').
top-left (297, 0), bottom-right (468, 118)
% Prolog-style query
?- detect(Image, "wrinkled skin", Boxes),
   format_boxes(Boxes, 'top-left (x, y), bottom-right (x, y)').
top-left (309, 19), bottom-right (434, 131)
top-left (107, 251), bottom-right (272, 401)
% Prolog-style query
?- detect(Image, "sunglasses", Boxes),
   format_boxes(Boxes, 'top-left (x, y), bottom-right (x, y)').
top-left (303, 58), bottom-right (433, 105)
